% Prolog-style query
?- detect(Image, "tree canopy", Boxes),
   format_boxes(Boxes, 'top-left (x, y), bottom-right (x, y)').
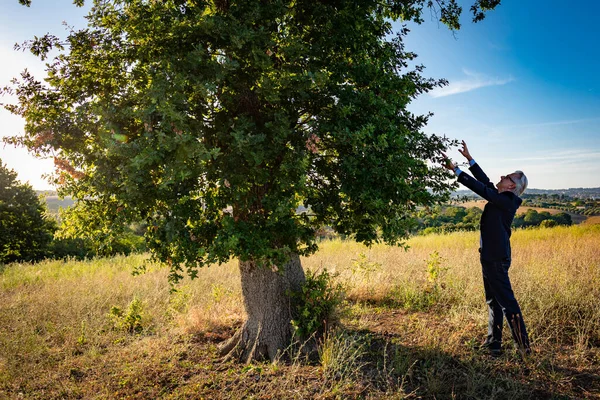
top-left (1, 0), bottom-right (503, 278)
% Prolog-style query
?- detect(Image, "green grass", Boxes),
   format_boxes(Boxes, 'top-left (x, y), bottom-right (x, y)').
top-left (1, 224), bottom-right (600, 398)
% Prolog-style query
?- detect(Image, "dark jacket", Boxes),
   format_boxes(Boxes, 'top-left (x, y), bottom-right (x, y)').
top-left (457, 163), bottom-right (522, 261)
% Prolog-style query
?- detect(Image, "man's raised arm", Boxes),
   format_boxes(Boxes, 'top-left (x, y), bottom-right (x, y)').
top-left (442, 147), bottom-right (516, 211)
top-left (458, 140), bottom-right (493, 188)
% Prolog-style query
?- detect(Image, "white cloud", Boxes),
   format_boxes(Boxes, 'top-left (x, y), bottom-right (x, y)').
top-left (429, 69), bottom-right (514, 98)
top-left (499, 117), bottom-right (600, 130)
top-left (506, 149), bottom-right (600, 164)
top-left (501, 149), bottom-right (600, 189)
top-left (535, 149), bottom-right (599, 159)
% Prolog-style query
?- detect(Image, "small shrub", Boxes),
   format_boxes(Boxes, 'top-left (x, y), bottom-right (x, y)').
top-left (77, 321), bottom-right (87, 345)
top-left (166, 285), bottom-right (191, 321)
top-left (385, 251), bottom-right (448, 311)
top-left (211, 283), bottom-right (230, 303)
top-left (350, 253), bottom-right (382, 276)
top-left (109, 297), bottom-right (146, 334)
top-left (426, 251), bottom-right (448, 288)
top-left (289, 269), bottom-right (346, 340)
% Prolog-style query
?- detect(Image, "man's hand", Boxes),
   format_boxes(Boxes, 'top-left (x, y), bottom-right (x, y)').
top-left (441, 152), bottom-right (456, 171)
top-left (458, 140), bottom-right (473, 161)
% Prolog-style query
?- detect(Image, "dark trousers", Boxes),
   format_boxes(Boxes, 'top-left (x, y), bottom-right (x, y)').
top-left (481, 258), bottom-right (530, 350)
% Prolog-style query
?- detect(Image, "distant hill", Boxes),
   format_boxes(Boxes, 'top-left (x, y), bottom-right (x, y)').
top-left (36, 191), bottom-right (75, 215)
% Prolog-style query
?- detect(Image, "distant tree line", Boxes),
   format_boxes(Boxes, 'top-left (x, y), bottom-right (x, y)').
top-left (416, 205), bottom-right (572, 235)
top-left (521, 193), bottom-right (600, 217)
top-left (416, 205), bottom-right (482, 235)
top-left (457, 193), bottom-right (600, 217)
top-left (513, 209), bottom-right (572, 228)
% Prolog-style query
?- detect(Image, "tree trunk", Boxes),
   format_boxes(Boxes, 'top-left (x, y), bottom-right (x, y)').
top-left (218, 253), bottom-right (306, 363)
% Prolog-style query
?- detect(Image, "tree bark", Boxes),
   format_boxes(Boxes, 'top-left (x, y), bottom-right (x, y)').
top-left (218, 253), bottom-right (306, 363)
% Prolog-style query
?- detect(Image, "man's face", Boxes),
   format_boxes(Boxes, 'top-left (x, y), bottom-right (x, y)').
top-left (496, 173), bottom-right (519, 192)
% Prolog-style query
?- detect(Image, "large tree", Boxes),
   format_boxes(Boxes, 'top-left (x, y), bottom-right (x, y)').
top-left (3, 0), bottom-right (499, 361)
top-left (0, 160), bottom-right (56, 264)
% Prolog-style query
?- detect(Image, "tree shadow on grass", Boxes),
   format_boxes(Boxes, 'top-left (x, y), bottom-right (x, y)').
top-left (339, 327), bottom-right (566, 399)
top-left (149, 309), bottom-right (600, 400)
top-left (96, 323), bottom-right (599, 400)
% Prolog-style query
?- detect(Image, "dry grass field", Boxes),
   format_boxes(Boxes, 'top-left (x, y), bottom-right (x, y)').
top-left (1, 224), bottom-right (600, 399)
top-left (583, 216), bottom-right (600, 226)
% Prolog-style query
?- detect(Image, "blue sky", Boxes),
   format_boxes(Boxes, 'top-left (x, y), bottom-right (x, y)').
top-left (1, 0), bottom-right (599, 190)
top-left (401, 0), bottom-right (600, 189)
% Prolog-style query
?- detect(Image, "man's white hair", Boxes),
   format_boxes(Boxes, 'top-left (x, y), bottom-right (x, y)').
top-left (512, 170), bottom-right (528, 196)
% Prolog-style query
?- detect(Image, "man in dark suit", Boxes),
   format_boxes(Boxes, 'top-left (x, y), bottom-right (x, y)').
top-left (443, 141), bottom-right (530, 356)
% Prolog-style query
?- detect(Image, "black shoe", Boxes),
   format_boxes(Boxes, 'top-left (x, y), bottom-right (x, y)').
top-left (474, 341), bottom-right (503, 357)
